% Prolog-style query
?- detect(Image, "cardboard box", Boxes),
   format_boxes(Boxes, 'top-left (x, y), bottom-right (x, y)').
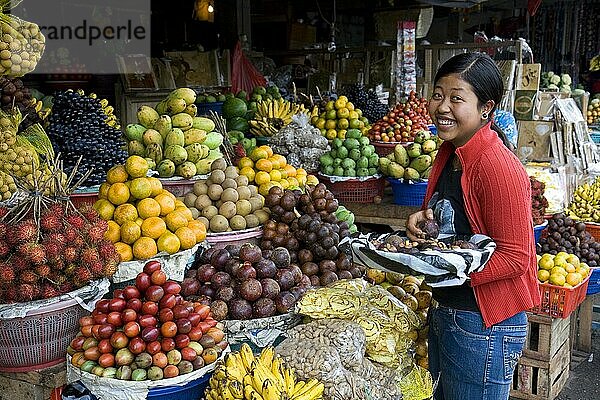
top-left (514, 90), bottom-right (538, 120)
top-left (517, 64), bottom-right (541, 90)
top-left (516, 120), bottom-right (553, 162)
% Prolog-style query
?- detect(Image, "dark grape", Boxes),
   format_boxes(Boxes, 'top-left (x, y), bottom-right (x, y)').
top-left (343, 83), bottom-right (389, 123)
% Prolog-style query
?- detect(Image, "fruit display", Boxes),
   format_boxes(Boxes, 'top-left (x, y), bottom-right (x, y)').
top-left (46, 90), bottom-right (127, 186)
top-left (536, 252), bottom-right (591, 288)
top-left (180, 158), bottom-right (269, 233)
top-left (344, 83), bottom-right (390, 123)
top-left (269, 115), bottom-right (330, 173)
top-left (318, 129), bottom-right (379, 177)
top-left (195, 92), bottom-right (227, 105)
top-left (184, 243), bottom-right (310, 320)
top-left (310, 95), bottom-right (370, 141)
top-left (0, 16), bottom-right (45, 77)
top-left (567, 176), bottom-right (600, 222)
top-left (378, 131), bottom-right (441, 181)
top-left (587, 95), bottom-right (600, 125)
top-left (124, 88), bottom-right (225, 178)
top-left (538, 213), bottom-right (600, 267)
top-left (540, 71), bottom-right (572, 93)
top-left (222, 96), bottom-right (251, 134)
top-left (368, 91), bottom-right (432, 143)
top-left (93, 155), bottom-right (206, 261)
top-left (0, 198), bottom-right (119, 303)
top-left (0, 170), bottom-right (16, 200)
top-left (248, 98), bottom-right (309, 137)
top-left (531, 176), bottom-right (549, 226)
top-left (262, 184), bottom-right (364, 284)
top-left (365, 270), bottom-right (432, 370)
top-left (205, 344), bottom-right (324, 400)
top-left (0, 76), bottom-right (44, 132)
top-left (237, 145), bottom-right (318, 196)
top-left (68, 261), bottom-right (227, 381)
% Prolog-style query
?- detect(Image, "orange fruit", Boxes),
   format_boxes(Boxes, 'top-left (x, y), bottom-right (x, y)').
top-left (269, 169), bottom-right (281, 182)
top-left (566, 272), bottom-right (583, 286)
top-left (284, 164), bottom-right (296, 177)
top-left (113, 204), bottom-right (138, 225)
top-left (306, 175), bottom-right (318, 186)
top-left (157, 232), bottom-right (180, 254)
top-left (255, 171), bottom-right (271, 186)
top-left (98, 183), bottom-right (111, 199)
top-left (537, 269), bottom-right (550, 282)
top-left (187, 220), bottom-right (206, 242)
top-left (141, 216), bottom-right (167, 239)
top-left (564, 263), bottom-right (576, 273)
top-left (132, 237), bottom-right (158, 260)
top-left (287, 177), bottom-right (299, 187)
top-left (268, 156), bottom-right (281, 170)
top-left (238, 157), bottom-right (254, 169)
top-left (135, 217), bottom-right (144, 226)
top-left (175, 226), bottom-right (196, 250)
top-left (107, 183), bottom-right (130, 205)
top-left (125, 155), bottom-right (149, 178)
top-left (93, 199), bottom-right (115, 221)
top-left (104, 220), bottom-right (121, 243)
top-left (165, 210), bottom-right (188, 232)
top-left (160, 189), bottom-right (177, 201)
top-left (129, 177), bottom-right (152, 200)
top-left (240, 166), bottom-right (256, 182)
top-left (147, 177), bottom-right (163, 197)
top-left (154, 193), bottom-right (176, 216)
top-left (114, 242), bottom-right (133, 262)
top-left (249, 147), bottom-right (268, 162)
top-left (106, 165), bottom-right (128, 184)
top-left (175, 207), bottom-right (194, 222)
top-left (549, 273), bottom-right (566, 286)
top-left (255, 159), bottom-right (272, 172)
top-left (296, 168), bottom-right (307, 176)
top-left (120, 220), bottom-right (141, 244)
top-left (137, 198), bottom-right (161, 219)
top-left (279, 178), bottom-right (289, 189)
top-left (259, 145), bottom-right (273, 157)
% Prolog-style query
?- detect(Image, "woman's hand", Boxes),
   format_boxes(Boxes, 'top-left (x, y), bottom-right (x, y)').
top-left (406, 208), bottom-right (435, 242)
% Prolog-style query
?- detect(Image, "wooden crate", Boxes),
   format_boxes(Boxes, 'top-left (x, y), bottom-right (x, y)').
top-left (0, 361), bottom-right (66, 400)
top-left (510, 337), bottom-right (570, 400)
top-left (522, 312), bottom-right (571, 361)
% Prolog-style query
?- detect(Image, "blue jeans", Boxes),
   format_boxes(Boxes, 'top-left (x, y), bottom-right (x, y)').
top-left (428, 306), bottom-right (527, 400)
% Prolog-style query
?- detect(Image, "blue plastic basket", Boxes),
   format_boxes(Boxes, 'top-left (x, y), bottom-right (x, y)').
top-left (196, 102), bottom-right (224, 116)
top-left (587, 268), bottom-right (600, 295)
top-left (534, 221), bottom-right (548, 244)
top-left (388, 178), bottom-right (428, 207)
top-left (427, 124), bottom-right (437, 135)
top-left (147, 373), bottom-right (211, 400)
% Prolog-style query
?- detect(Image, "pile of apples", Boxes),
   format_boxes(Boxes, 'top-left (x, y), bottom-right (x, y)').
top-left (68, 261), bottom-right (227, 381)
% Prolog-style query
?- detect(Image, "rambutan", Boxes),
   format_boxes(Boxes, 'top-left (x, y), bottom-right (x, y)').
top-left (86, 220), bottom-right (108, 243)
top-left (0, 240), bottom-right (10, 257)
top-left (0, 263), bottom-right (15, 283)
top-left (10, 219), bottom-right (38, 244)
top-left (0, 221), bottom-right (7, 238)
top-left (40, 212), bottom-right (63, 233)
top-left (46, 203), bottom-right (65, 219)
top-left (98, 240), bottom-right (117, 261)
top-left (47, 232), bottom-right (66, 246)
top-left (43, 241), bottom-right (62, 259)
top-left (20, 270), bottom-right (38, 284)
top-left (65, 213), bottom-right (85, 229)
top-left (19, 243), bottom-right (46, 265)
top-left (90, 261), bottom-right (104, 278)
top-left (73, 266), bottom-right (92, 287)
top-left (0, 207), bottom-right (8, 218)
top-left (63, 263), bottom-right (77, 276)
top-left (103, 259), bottom-right (119, 277)
top-left (79, 205), bottom-right (99, 223)
top-left (48, 271), bottom-right (67, 285)
top-left (35, 264), bottom-right (51, 278)
top-left (81, 248), bottom-right (100, 265)
top-left (17, 283), bottom-right (35, 302)
top-left (12, 256), bottom-right (29, 272)
top-left (4, 286), bottom-right (17, 303)
top-left (48, 257), bottom-right (64, 269)
top-left (63, 247), bottom-right (78, 263)
top-left (63, 227), bottom-right (79, 243)
top-left (41, 283), bottom-right (60, 299)
top-left (73, 236), bottom-right (85, 248)
top-left (59, 281), bottom-right (75, 294)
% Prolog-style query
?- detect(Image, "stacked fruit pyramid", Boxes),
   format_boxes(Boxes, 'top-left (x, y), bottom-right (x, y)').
top-left (93, 156), bottom-right (206, 261)
top-left (536, 251), bottom-right (591, 288)
top-left (124, 88), bottom-right (225, 178)
top-left (68, 260), bottom-right (227, 382)
top-left (310, 95), bottom-right (370, 140)
top-left (318, 129), bottom-right (379, 177)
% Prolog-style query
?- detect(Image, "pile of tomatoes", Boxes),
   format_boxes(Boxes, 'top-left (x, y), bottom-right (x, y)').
top-left (368, 92), bottom-right (432, 143)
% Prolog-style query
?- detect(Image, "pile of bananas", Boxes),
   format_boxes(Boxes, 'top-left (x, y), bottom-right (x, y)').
top-left (74, 89), bottom-right (120, 130)
top-left (590, 55), bottom-right (600, 72)
top-left (205, 344), bottom-right (324, 400)
top-left (248, 98), bottom-right (309, 137)
top-left (567, 177), bottom-right (600, 222)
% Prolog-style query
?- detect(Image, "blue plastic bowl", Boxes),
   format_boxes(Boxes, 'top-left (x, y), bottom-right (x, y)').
top-left (388, 178), bottom-right (428, 207)
top-left (147, 373), bottom-right (211, 400)
top-left (587, 268), bottom-right (600, 295)
top-left (533, 221), bottom-right (548, 244)
top-left (196, 101), bottom-right (224, 116)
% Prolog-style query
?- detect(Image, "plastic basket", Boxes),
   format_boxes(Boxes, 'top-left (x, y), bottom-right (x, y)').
top-left (317, 174), bottom-right (385, 203)
top-left (70, 191), bottom-right (98, 208)
top-left (585, 222), bottom-right (600, 241)
top-left (388, 178), bottom-right (428, 207)
top-left (531, 272), bottom-right (591, 319)
top-left (0, 298), bottom-right (88, 372)
top-left (205, 226), bottom-right (263, 249)
top-left (147, 373), bottom-right (211, 400)
top-left (427, 124), bottom-right (437, 135)
top-left (196, 101), bottom-right (224, 116)
top-left (160, 178), bottom-right (199, 197)
top-left (534, 221), bottom-right (548, 244)
top-left (372, 141), bottom-right (414, 157)
top-left (590, 133), bottom-right (600, 144)
top-left (587, 268), bottom-right (600, 295)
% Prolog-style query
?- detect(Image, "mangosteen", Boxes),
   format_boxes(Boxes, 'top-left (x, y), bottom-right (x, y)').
top-left (338, 270), bottom-right (353, 280)
top-left (565, 218), bottom-right (574, 227)
top-left (286, 237), bottom-right (300, 251)
top-left (298, 249), bottom-right (313, 264)
top-left (239, 244), bottom-right (262, 264)
top-left (298, 214), bottom-right (312, 228)
top-left (255, 259), bottom-right (277, 279)
top-left (265, 220), bottom-right (277, 231)
top-left (271, 247), bottom-right (291, 268)
top-left (269, 186), bottom-right (283, 196)
top-left (211, 271), bottom-right (232, 288)
top-left (276, 223), bottom-right (289, 235)
top-left (253, 298), bottom-right (277, 318)
top-left (319, 260), bottom-right (336, 273)
top-left (275, 269), bottom-right (295, 291)
top-left (273, 236), bottom-right (286, 247)
top-left (320, 271), bottom-right (339, 286)
top-left (576, 222), bottom-right (586, 232)
top-left (282, 211), bottom-right (296, 224)
top-left (275, 292), bottom-right (296, 314)
top-left (181, 278), bottom-right (200, 296)
top-left (569, 227), bottom-right (577, 236)
top-left (290, 221), bottom-right (299, 232)
top-left (305, 204), bottom-right (316, 214)
top-left (224, 244), bottom-right (241, 257)
top-left (317, 226), bottom-right (329, 239)
top-left (340, 229), bottom-right (351, 238)
top-left (280, 193), bottom-right (296, 211)
top-left (322, 236), bottom-right (335, 249)
top-left (263, 229), bottom-right (276, 241)
top-left (336, 254), bottom-right (351, 270)
top-left (314, 198), bottom-right (327, 211)
top-left (184, 269), bottom-right (197, 279)
top-left (198, 284), bottom-right (217, 298)
top-left (265, 193), bottom-right (282, 207)
top-left (238, 278), bottom-right (262, 302)
top-left (261, 240), bottom-right (274, 250)
top-left (338, 221), bottom-right (349, 231)
top-left (262, 249), bottom-right (273, 259)
top-left (418, 219), bottom-right (440, 239)
top-left (210, 249), bottom-right (231, 269)
top-left (271, 205), bottom-right (285, 216)
top-left (326, 199), bottom-right (339, 213)
top-left (325, 246), bottom-right (339, 260)
top-left (197, 295), bottom-right (213, 305)
top-left (196, 264), bottom-right (217, 282)
top-left (301, 262), bottom-right (319, 276)
top-left (210, 300), bottom-right (229, 320)
top-left (198, 247), bottom-right (218, 264)
top-left (234, 262), bottom-right (257, 281)
top-left (216, 286), bottom-right (235, 303)
top-left (313, 245), bottom-right (326, 260)
top-left (260, 278), bottom-right (281, 299)
top-left (288, 264), bottom-right (303, 284)
top-left (306, 232), bottom-right (318, 244)
top-left (289, 285), bottom-right (308, 300)
top-left (308, 220), bottom-right (321, 233)
top-left (299, 194), bottom-right (311, 205)
top-left (228, 298), bottom-right (253, 320)
top-left (290, 251), bottom-right (298, 264)
top-left (312, 184), bottom-right (326, 199)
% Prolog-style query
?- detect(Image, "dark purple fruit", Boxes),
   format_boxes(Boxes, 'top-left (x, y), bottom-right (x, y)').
top-left (228, 298), bottom-right (252, 320)
top-left (255, 259), bottom-right (277, 279)
top-left (252, 298), bottom-right (276, 318)
top-left (198, 284), bottom-right (216, 298)
top-left (210, 300), bottom-right (228, 320)
top-left (260, 278), bottom-right (280, 299)
top-left (196, 264), bottom-right (216, 282)
top-left (418, 219), bottom-right (440, 239)
top-left (337, 270), bottom-right (353, 280)
top-left (210, 271), bottom-right (232, 287)
top-left (224, 244), bottom-right (241, 257)
top-left (319, 271), bottom-right (339, 286)
top-left (238, 278), bottom-right (262, 302)
top-left (215, 286), bottom-right (235, 303)
top-left (274, 292), bottom-right (296, 314)
top-left (275, 269), bottom-right (295, 291)
top-left (288, 264), bottom-right (303, 284)
top-left (239, 244), bottom-right (262, 263)
top-left (301, 262), bottom-right (319, 276)
top-left (210, 249), bottom-right (231, 269)
top-left (270, 247), bottom-right (291, 268)
top-left (234, 262), bottom-right (257, 281)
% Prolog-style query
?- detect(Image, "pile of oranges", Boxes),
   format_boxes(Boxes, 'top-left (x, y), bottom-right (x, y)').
top-left (93, 156), bottom-right (206, 261)
top-left (236, 145), bottom-right (318, 196)
top-left (536, 252), bottom-right (590, 287)
top-left (310, 95), bottom-right (370, 141)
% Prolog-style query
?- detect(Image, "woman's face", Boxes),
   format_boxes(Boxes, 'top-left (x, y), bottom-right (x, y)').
top-left (428, 73), bottom-right (491, 147)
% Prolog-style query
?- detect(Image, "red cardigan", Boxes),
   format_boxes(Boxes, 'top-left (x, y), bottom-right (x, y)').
top-left (423, 123), bottom-right (541, 327)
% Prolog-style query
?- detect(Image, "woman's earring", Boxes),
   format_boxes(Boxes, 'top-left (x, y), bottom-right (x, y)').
top-left (481, 112), bottom-right (488, 120)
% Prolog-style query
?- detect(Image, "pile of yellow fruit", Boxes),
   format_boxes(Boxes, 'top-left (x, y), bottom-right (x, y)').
top-left (237, 145), bottom-right (318, 196)
top-left (537, 252), bottom-right (590, 287)
top-left (93, 155), bottom-right (206, 261)
top-left (310, 95), bottom-right (370, 140)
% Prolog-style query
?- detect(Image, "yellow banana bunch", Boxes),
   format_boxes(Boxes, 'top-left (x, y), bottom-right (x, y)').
top-left (204, 344), bottom-right (324, 400)
top-left (249, 98), bottom-right (309, 137)
top-left (567, 177), bottom-right (600, 222)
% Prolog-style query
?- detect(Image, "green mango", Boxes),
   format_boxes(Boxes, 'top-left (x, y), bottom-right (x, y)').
top-left (410, 155), bottom-right (432, 173)
top-left (172, 113), bottom-right (194, 130)
top-left (378, 157), bottom-right (391, 175)
top-left (142, 129), bottom-right (162, 146)
top-left (404, 167), bottom-right (421, 181)
top-left (157, 159), bottom-right (176, 177)
top-left (153, 115), bottom-right (172, 140)
top-left (137, 106), bottom-right (159, 129)
top-left (185, 143), bottom-right (205, 163)
top-left (127, 140), bottom-right (146, 156)
top-left (165, 128), bottom-right (185, 147)
top-left (414, 129), bottom-right (431, 144)
top-left (406, 143), bottom-right (422, 159)
top-left (145, 143), bottom-right (163, 164)
top-left (164, 145), bottom-right (188, 165)
top-left (165, 97), bottom-right (187, 115)
top-left (184, 104), bottom-right (197, 117)
top-left (393, 144), bottom-right (410, 167)
top-left (124, 124), bottom-right (146, 142)
top-left (421, 139), bottom-right (437, 154)
top-left (169, 87), bottom-right (197, 105)
top-left (176, 161), bottom-right (197, 179)
top-left (195, 158), bottom-right (214, 175)
top-left (183, 128), bottom-right (207, 146)
top-left (193, 117), bottom-right (216, 132)
top-left (388, 162), bottom-right (405, 179)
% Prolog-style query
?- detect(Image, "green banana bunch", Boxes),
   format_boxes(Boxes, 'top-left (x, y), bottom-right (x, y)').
top-left (205, 344), bottom-right (324, 400)
top-left (567, 177), bottom-right (600, 222)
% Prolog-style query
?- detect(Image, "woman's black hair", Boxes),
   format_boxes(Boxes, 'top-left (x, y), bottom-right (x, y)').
top-left (434, 52), bottom-right (512, 148)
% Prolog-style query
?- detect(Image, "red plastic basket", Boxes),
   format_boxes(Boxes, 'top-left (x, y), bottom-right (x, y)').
top-left (372, 141), bottom-right (413, 157)
top-left (70, 191), bottom-right (98, 208)
top-left (0, 298), bottom-right (88, 372)
top-left (317, 174), bottom-right (385, 203)
top-left (160, 178), bottom-right (199, 197)
top-left (531, 272), bottom-right (591, 319)
top-left (585, 222), bottom-right (600, 241)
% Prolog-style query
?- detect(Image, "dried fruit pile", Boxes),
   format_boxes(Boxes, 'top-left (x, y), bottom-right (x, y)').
top-left (530, 176), bottom-right (549, 226)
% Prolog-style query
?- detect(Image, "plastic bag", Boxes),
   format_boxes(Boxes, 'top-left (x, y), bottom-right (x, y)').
top-left (0, 0), bottom-right (45, 77)
top-left (62, 381), bottom-right (99, 400)
top-left (231, 40), bottom-right (266, 96)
